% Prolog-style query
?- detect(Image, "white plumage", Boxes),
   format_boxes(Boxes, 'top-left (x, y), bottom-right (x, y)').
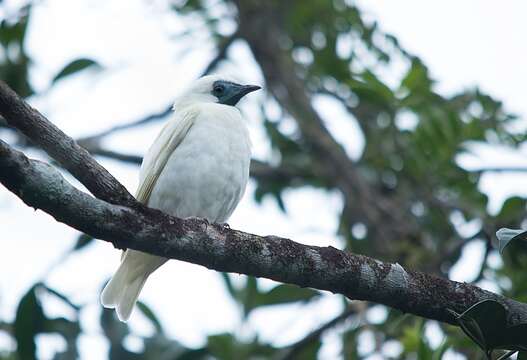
top-left (101, 75), bottom-right (258, 321)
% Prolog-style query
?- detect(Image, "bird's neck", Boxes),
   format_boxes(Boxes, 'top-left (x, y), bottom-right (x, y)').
top-left (172, 94), bottom-right (217, 111)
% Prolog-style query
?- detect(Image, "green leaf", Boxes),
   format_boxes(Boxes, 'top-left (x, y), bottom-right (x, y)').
top-left (294, 339), bottom-right (322, 359)
top-left (496, 228), bottom-right (527, 253)
top-left (52, 58), bottom-right (101, 83)
top-left (72, 233), bottom-right (94, 251)
top-left (400, 319), bottom-right (425, 353)
top-left (136, 301), bottom-right (164, 333)
top-left (0, 6), bottom-right (30, 46)
top-left (451, 300), bottom-right (527, 355)
top-left (100, 307), bottom-right (129, 343)
top-left (206, 333), bottom-right (236, 359)
top-left (220, 273), bottom-right (240, 301)
top-left (497, 197), bottom-right (526, 222)
top-left (401, 57), bottom-right (433, 93)
top-left (13, 286), bottom-right (46, 360)
top-left (41, 284), bottom-right (81, 311)
top-left (432, 340), bottom-right (450, 360)
top-left (42, 317), bottom-right (81, 358)
top-left (242, 276), bottom-right (259, 317)
top-left (176, 348), bottom-right (210, 360)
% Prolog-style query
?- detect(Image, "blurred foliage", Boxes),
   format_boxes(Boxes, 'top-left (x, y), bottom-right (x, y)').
top-left (51, 58), bottom-right (102, 84)
top-left (448, 300), bottom-right (527, 357)
top-left (0, 4), bottom-right (32, 98)
top-left (2, 0), bottom-right (527, 359)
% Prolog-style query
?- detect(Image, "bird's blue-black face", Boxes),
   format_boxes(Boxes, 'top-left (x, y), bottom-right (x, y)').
top-left (212, 80), bottom-right (261, 106)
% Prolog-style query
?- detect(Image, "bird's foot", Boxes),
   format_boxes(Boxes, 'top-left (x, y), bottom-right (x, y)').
top-left (185, 216), bottom-right (209, 226)
top-left (218, 222), bottom-right (231, 229)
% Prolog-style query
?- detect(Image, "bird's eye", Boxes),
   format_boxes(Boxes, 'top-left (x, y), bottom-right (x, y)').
top-left (213, 85), bottom-right (225, 94)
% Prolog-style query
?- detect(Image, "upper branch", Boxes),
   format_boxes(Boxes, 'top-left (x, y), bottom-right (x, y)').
top-left (1, 139), bottom-right (527, 327)
top-left (0, 80), bottom-right (137, 207)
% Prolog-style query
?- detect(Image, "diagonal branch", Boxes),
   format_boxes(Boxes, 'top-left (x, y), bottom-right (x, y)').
top-left (1, 139), bottom-right (527, 327)
top-left (0, 81), bottom-right (136, 207)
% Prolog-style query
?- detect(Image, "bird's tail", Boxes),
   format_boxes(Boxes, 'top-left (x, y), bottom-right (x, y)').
top-left (101, 250), bottom-right (166, 322)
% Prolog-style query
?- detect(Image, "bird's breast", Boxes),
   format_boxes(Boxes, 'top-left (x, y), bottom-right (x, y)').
top-left (148, 108), bottom-right (251, 223)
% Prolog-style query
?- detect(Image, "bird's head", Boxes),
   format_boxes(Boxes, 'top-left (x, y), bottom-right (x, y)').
top-left (173, 74), bottom-right (261, 109)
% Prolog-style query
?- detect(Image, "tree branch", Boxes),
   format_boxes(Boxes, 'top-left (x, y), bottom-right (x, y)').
top-left (0, 81), bottom-right (136, 207)
top-left (1, 139), bottom-right (527, 327)
top-left (75, 107), bottom-right (173, 151)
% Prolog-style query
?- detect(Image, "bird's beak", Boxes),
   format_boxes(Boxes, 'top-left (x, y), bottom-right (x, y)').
top-left (239, 84), bottom-right (261, 96)
top-left (224, 84), bottom-right (261, 106)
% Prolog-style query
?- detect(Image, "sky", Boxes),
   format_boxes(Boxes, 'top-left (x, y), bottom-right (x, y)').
top-left (1, 0), bottom-right (527, 359)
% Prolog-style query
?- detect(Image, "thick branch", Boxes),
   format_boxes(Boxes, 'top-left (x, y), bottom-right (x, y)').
top-left (1, 140), bottom-right (527, 327)
top-left (0, 81), bottom-right (136, 207)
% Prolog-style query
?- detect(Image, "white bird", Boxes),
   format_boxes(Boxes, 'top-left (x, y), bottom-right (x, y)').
top-left (101, 74), bottom-right (260, 321)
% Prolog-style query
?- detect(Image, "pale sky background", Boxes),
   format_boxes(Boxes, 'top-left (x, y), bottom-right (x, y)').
top-left (1, 1), bottom-right (527, 359)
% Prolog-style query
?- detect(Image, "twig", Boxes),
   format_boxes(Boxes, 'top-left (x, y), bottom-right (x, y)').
top-left (84, 147), bottom-right (143, 165)
top-left (201, 31), bottom-right (238, 76)
top-left (279, 306), bottom-right (357, 360)
top-left (496, 350), bottom-right (518, 360)
top-left (76, 107), bottom-right (173, 149)
top-left (469, 167), bottom-right (527, 173)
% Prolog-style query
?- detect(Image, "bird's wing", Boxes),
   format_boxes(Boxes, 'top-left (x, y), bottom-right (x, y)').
top-left (135, 107), bottom-right (197, 204)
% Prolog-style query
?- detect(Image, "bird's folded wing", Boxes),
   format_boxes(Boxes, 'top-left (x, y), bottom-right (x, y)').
top-left (135, 108), bottom-right (197, 204)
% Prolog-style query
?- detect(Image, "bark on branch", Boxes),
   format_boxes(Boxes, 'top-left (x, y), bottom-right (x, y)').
top-left (0, 81), bottom-right (137, 207)
top-left (1, 80), bottom-right (527, 328)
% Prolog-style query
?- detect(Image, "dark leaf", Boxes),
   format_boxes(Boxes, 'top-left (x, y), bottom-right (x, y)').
top-left (72, 233), bottom-right (94, 251)
top-left (136, 301), bottom-right (164, 333)
top-left (294, 339), bottom-right (321, 359)
top-left (496, 228), bottom-right (527, 253)
top-left (206, 333), bottom-right (236, 359)
top-left (451, 300), bottom-right (527, 354)
top-left (176, 348), bottom-right (209, 360)
top-left (220, 273), bottom-right (240, 301)
top-left (497, 197), bottom-right (527, 223)
top-left (52, 58), bottom-right (101, 83)
top-left (100, 307), bottom-right (129, 344)
top-left (41, 284), bottom-right (81, 311)
top-left (13, 286), bottom-right (46, 360)
top-left (242, 276), bottom-right (259, 317)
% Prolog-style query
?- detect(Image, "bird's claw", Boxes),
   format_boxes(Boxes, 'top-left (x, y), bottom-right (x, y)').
top-left (185, 216), bottom-right (210, 226)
